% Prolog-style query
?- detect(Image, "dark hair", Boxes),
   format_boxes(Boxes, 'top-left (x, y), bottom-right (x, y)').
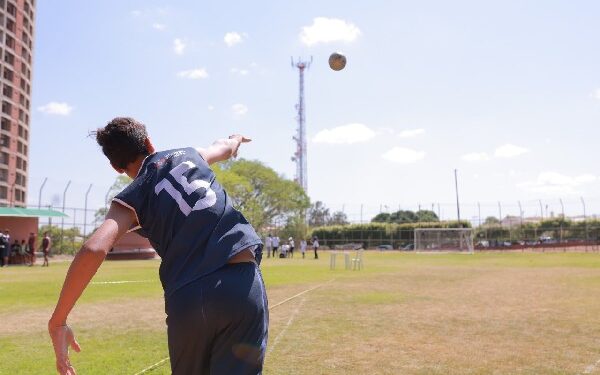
top-left (94, 117), bottom-right (150, 169)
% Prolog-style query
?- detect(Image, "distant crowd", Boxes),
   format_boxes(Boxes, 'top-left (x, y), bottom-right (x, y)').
top-left (0, 231), bottom-right (52, 267)
top-left (264, 234), bottom-right (320, 259)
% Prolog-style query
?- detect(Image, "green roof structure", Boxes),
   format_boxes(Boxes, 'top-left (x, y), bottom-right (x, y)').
top-left (0, 207), bottom-right (68, 218)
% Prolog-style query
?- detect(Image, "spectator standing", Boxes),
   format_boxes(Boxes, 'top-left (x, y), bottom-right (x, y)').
top-left (265, 234), bottom-right (272, 258)
top-left (0, 229), bottom-right (8, 267)
top-left (300, 239), bottom-right (307, 259)
top-left (11, 239), bottom-right (21, 262)
top-left (272, 235), bottom-right (280, 258)
top-left (312, 236), bottom-right (320, 259)
top-left (28, 232), bottom-right (36, 266)
top-left (41, 231), bottom-right (51, 267)
top-left (288, 237), bottom-right (295, 258)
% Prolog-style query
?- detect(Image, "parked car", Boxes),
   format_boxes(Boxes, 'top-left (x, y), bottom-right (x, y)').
top-left (376, 244), bottom-right (393, 251)
top-left (401, 243), bottom-right (414, 251)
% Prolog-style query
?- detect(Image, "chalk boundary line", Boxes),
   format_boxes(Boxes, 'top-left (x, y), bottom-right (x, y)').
top-left (133, 279), bottom-right (334, 375)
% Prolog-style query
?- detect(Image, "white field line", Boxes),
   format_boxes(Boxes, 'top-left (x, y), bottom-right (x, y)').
top-left (132, 358), bottom-right (169, 375)
top-left (91, 280), bottom-right (153, 285)
top-left (132, 279), bottom-right (334, 374)
top-left (266, 296), bottom-right (306, 356)
top-left (583, 358), bottom-right (600, 374)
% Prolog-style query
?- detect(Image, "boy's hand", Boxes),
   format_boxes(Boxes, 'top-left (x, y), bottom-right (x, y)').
top-left (49, 323), bottom-right (81, 375)
top-left (228, 134), bottom-right (251, 157)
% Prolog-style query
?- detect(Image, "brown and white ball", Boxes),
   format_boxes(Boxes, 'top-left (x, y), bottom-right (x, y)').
top-left (328, 52), bottom-right (347, 71)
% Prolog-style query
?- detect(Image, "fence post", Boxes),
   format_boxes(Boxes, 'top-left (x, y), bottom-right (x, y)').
top-left (83, 184), bottom-right (93, 240)
top-left (581, 197), bottom-right (588, 252)
top-left (60, 181), bottom-right (71, 253)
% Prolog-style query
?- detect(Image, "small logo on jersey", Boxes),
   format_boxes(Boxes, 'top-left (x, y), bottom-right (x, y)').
top-left (215, 279), bottom-right (222, 288)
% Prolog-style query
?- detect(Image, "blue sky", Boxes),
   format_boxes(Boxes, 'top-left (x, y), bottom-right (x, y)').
top-left (29, 0), bottom-right (600, 223)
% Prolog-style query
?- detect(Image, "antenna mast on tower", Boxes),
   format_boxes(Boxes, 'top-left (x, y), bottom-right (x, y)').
top-left (291, 56), bottom-right (312, 192)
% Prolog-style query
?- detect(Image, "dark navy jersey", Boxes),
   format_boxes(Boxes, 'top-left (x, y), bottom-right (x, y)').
top-left (114, 147), bottom-right (263, 299)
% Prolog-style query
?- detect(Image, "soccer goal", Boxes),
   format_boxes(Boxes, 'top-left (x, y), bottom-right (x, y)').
top-left (414, 228), bottom-right (474, 253)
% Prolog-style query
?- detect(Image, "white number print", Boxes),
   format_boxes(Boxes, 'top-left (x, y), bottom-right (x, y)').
top-left (154, 161), bottom-right (217, 216)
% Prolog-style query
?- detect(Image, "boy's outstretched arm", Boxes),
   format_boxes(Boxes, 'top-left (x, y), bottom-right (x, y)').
top-left (196, 134), bottom-right (251, 165)
top-left (48, 202), bottom-right (135, 375)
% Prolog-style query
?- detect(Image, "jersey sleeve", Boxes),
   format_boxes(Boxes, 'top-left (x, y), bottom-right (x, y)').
top-left (113, 178), bottom-right (147, 234)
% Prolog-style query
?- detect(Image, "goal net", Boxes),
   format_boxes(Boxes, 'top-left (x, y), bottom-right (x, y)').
top-left (414, 228), bottom-right (474, 253)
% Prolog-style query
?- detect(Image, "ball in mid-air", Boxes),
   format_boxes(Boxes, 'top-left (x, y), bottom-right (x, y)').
top-left (328, 52), bottom-right (347, 71)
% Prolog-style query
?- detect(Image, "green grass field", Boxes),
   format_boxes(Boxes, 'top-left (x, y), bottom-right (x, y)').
top-left (2, 252), bottom-right (600, 374)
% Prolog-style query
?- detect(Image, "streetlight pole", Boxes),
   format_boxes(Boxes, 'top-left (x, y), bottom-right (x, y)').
top-left (454, 169), bottom-right (461, 224)
top-left (38, 177), bottom-right (47, 209)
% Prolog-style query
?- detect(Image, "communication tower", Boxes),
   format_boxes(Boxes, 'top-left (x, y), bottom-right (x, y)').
top-left (291, 56), bottom-right (312, 192)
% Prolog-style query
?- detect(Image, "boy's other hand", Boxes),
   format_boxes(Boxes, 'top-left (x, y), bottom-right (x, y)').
top-left (49, 323), bottom-right (81, 375)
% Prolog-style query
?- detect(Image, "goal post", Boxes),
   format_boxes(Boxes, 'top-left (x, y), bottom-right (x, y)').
top-left (414, 228), bottom-right (474, 253)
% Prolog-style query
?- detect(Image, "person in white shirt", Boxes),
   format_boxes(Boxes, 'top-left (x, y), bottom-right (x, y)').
top-left (265, 234), bottom-right (273, 258)
top-left (288, 237), bottom-right (295, 258)
top-left (312, 237), bottom-right (319, 259)
top-left (300, 239), bottom-right (307, 259)
top-left (272, 236), bottom-right (280, 258)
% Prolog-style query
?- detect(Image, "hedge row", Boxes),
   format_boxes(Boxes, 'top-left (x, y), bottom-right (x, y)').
top-left (310, 221), bottom-right (470, 248)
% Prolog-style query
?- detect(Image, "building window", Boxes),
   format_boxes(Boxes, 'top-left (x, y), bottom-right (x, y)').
top-left (18, 93), bottom-right (24, 105)
top-left (4, 51), bottom-right (14, 66)
top-left (17, 140), bottom-right (22, 153)
top-left (3, 67), bottom-right (13, 81)
top-left (6, 19), bottom-right (15, 32)
top-left (1, 101), bottom-right (11, 115)
top-left (19, 78), bottom-right (25, 90)
top-left (0, 134), bottom-right (9, 147)
top-left (15, 156), bottom-right (21, 168)
top-left (0, 152), bottom-right (8, 165)
top-left (6, 2), bottom-right (16, 17)
top-left (1, 117), bottom-right (10, 131)
top-left (18, 124), bottom-right (23, 137)
top-left (2, 84), bottom-right (12, 98)
top-left (18, 108), bottom-right (23, 121)
top-left (22, 159), bottom-right (26, 171)
top-left (0, 186), bottom-right (7, 199)
top-left (0, 169), bottom-right (7, 182)
top-left (4, 34), bottom-right (14, 49)
top-left (23, 144), bottom-right (27, 155)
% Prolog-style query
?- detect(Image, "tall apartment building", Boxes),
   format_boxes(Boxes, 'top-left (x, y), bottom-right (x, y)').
top-left (0, 0), bottom-right (34, 206)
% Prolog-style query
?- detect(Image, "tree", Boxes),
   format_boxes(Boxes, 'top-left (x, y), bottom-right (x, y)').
top-left (371, 212), bottom-right (391, 223)
top-left (416, 210), bottom-right (439, 222)
top-left (309, 201), bottom-right (331, 227)
top-left (329, 211), bottom-right (349, 226)
top-left (213, 159), bottom-right (310, 231)
top-left (94, 175), bottom-right (132, 223)
top-left (390, 210), bottom-right (418, 224)
top-left (484, 216), bottom-right (501, 226)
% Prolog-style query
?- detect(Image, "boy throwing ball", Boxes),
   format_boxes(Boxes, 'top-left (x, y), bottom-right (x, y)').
top-left (48, 117), bottom-right (268, 374)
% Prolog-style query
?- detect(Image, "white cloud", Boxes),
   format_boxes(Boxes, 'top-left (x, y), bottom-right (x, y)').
top-left (494, 144), bottom-right (530, 158)
top-left (518, 172), bottom-right (597, 195)
top-left (593, 89), bottom-right (600, 101)
top-left (224, 32), bottom-right (244, 47)
top-left (382, 147), bottom-right (425, 164)
top-left (230, 68), bottom-right (249, 76)
top-left (461, 152), bottom-right (490, 162)
top-left (207, 105), bottom-right (215, 111)
top-left (152, 23), bottom-right (166, 31)
top-left (300, 17), bottom-right (361, 46)
top-left (131, 10), bottom-right (142, 17)
top-left (177, 68), bottom-right (209, 79)
top-left (173, 38), bottom-right (186, 55)
top-left (232, 103), bottom-right (248, 116)
top-left (38, 102), bottom-right (73, 116)
top-left (313, 123), bottom-right (375, 144)
top-left (397, 128), bottom-right (425, 138)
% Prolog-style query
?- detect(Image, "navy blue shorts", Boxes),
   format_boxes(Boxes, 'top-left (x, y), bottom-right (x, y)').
top-left (165, 262), bottom-right (268, 374)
